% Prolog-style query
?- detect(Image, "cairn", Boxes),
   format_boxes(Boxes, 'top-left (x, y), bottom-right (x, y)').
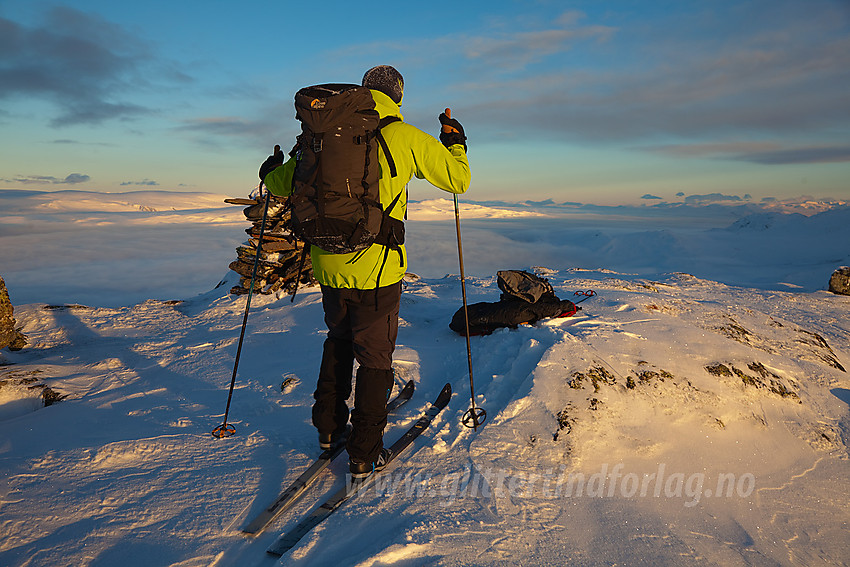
top-left (225, 193), bottom-right (315, 296)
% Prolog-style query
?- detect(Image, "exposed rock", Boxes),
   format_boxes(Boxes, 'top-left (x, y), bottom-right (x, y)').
top-left (829, 266), bottom-right (850, 296)
top-left (9, 332), bottom-right (27, 351)
top-left (0, 276), bottom-right (14, 349)
top-left (569, 366), bottom-right (616, 392)
top-left (704, 362), bottom-right (801, 402)
top-left (1, 276), bottom-right (26, 351)
top-left (707, 313), bottom-right (844, 372)
top-left (0, 372), bottom-right (67, 411)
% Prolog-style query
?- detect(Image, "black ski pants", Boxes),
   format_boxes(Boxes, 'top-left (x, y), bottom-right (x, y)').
top-left (312, 282), bottom-right (401, 463)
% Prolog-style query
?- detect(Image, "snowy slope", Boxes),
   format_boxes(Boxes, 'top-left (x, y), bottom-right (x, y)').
top-left (2, 266), bottom-right (849, 566)
top-left (1, 191), bottom-right (849, 566)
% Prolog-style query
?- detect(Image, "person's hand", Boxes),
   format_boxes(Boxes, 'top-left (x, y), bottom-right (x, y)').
top-left (439, 108), bottom-right (467, 152)
top-left (258, 144), bottom-right (284, 182)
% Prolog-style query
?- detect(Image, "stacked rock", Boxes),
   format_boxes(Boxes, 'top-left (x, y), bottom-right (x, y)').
top-left (225, 194), bottom-right (315, 296)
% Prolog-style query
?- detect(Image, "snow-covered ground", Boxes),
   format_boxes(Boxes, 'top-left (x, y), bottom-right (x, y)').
top-left (1, 189), bottom-right (849, 566)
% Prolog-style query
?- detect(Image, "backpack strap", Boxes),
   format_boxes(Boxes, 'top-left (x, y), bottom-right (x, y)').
top-left (376, 116), bottom-right (400, 178)
top-left (378, 117), bottom-right (407, 219)
top-left (374, 116), bottom-right (404, 250)
top-left (377, 189), bottom-right (405, 250)
top-left (350, 116), bottom-right (406, 292)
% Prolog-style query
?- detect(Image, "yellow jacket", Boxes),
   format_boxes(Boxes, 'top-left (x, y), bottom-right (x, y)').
top-left (264, 89), bottom-right (470, 289)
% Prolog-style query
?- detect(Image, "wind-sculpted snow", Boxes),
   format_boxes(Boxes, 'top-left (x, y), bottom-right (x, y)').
top-left (1, 266), bottom-right (848, 566)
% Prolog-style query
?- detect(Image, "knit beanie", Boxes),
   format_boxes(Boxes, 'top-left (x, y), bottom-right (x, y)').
top-left (362, 65), bottom-right (404, 105)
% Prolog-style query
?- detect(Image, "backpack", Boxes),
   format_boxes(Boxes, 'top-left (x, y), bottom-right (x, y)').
top-left (497, 270), bottom-right (556, 303)
top-left (289, 83), bottom-right (403, 255)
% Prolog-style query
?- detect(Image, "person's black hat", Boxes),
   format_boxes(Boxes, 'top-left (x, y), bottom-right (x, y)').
top-left (362, 65), bottom-right (404, 105)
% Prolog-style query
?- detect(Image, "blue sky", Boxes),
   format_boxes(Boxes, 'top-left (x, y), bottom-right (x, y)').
top-left (1, 0), bottom-right (848, 205)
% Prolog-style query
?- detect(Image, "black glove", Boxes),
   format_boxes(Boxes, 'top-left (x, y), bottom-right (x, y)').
top-left (258, 144), bottom-right (284, 182)
top-left (439, 111), bottom-right (467, 152)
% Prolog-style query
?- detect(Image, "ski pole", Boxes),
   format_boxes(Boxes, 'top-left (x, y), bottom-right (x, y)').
top-left (213, 183), bottom-right (273, 438)
top-left (289, 244), bottom-right (309, 304)
top-left (449, 154), bottom-right (486, 430)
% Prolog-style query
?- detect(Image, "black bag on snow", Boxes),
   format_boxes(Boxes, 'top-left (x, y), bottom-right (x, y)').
top-left (449, 298), bottom-right (578, 336)
top-left (497, 270), bottom-right (556, 303)
top-left (290, 83), bottom-right (403, 255)
top-left (450, 270), bottom-right (578, 336)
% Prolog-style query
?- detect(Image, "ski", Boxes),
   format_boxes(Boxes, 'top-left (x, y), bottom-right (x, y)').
top-left (241, 379), bottom-right (414, 537)
top-left (267, 382), bottom-right (452, 557)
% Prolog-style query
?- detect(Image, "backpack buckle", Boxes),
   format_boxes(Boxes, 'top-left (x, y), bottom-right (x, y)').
top-left (312, 137), bottom-right (323, 152)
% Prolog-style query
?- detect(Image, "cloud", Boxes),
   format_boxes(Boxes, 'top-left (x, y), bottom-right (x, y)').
top-left (175, 113), bottom-right (288, 149)
top-left (646, 142), bottom-right (781, 158)
top-left (641, 194), bottom-right (662, 200)
top-left (645, 142), bottom-right (850, 165)
top-left (178, 117), bottom-right (262, 138)
top-left (409, 1), bottom-right (850, 146)
top-left (728, 146), bottom-right (850, 165)
top-left (49, 139), bottom-right (111, 147)
top-left (120, 179), bottom-right (160, 186)
top-left (63, 173), bottom-right (91, 184)
top-left (462, 12), bottom-right (615, 71)
top-left (0, 7), bottom-right (186, 126)
top-left (683, 193), bottom-right (744, 205)
top-left (5, 173), bottom-right (91, 185)
top-left (222, 2), bottom-right (850, 157)
top-left (329, 10), bottom-right (614, 73)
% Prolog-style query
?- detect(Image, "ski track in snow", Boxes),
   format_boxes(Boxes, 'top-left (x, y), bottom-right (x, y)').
top-left (2, 266), bottom-right (848, 567)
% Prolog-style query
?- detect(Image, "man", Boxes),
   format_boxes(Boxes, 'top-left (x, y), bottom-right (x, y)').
top-left (260, 65), bottom-right (470, 478)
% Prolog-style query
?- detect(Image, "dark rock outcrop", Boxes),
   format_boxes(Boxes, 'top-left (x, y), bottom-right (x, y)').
top-left (0, 276), bottom-right (14, 349)
top-left (1, 276), bottom-right (26, 351)
top-left (829, 266), bottom-right (850, 296)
